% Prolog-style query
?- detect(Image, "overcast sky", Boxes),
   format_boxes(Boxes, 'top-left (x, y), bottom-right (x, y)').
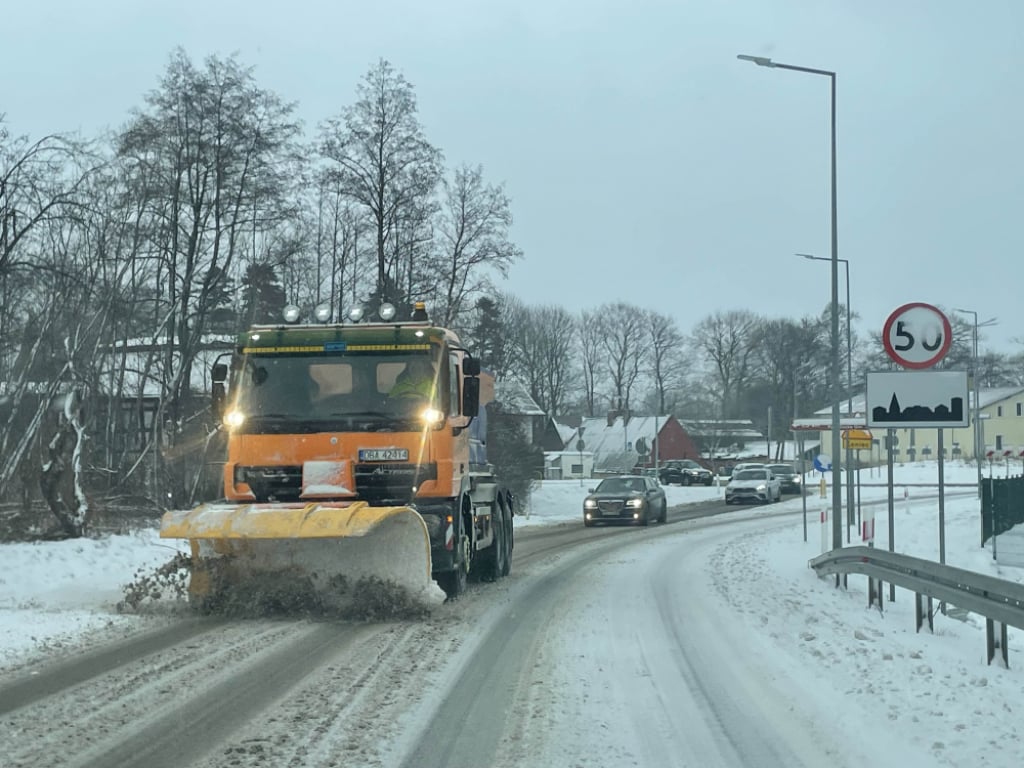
top-left (3, 0), bottom-right (1021, 352)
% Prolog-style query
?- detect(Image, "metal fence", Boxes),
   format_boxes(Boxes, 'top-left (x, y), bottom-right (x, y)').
top-left (810, 546), bottom-right (1024, 667)
top-left (981, 474), bottom-right (1024, 546)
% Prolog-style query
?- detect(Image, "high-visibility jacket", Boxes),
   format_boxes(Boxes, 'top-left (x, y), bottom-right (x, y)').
top-left (389, 374), bottom-right (434, 400)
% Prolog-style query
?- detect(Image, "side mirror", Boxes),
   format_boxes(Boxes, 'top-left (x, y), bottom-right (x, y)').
top-left (212, 382), bottom-right (226, 422)
top-left (212, 363), bottom-right (228, 383)
top-left (462, 376), bottom-right (480, 417)
top-left (463, 356), bottom-right (481, 376)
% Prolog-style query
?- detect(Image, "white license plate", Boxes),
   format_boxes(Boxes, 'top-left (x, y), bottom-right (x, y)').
top-left (359, 448), bottom-right (409, 462)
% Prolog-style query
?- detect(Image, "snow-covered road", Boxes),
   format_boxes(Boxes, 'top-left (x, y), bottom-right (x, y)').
top-left (400, 516), bottom-right (856, 768)
top-left (2, 462), bottom-right (1023, 767)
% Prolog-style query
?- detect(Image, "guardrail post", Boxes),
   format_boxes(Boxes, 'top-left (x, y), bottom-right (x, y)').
top-left (868, 577), bottom-right (883, 613)
top-left (987, 619), bottom-right (1009, 668)
top-left (914, 593), bottom-right (933, 633)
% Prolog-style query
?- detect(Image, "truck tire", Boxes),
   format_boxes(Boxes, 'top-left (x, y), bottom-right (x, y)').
top-left (500, 495), bottom-right (513, 577)
top-left (438, 532), bottom-right (470, 598)
top-left (479, 502), bottom-right (506, 582)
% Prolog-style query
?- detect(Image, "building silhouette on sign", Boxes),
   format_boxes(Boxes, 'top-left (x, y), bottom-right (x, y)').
top-left (872, 392), bottom-right (964, 424)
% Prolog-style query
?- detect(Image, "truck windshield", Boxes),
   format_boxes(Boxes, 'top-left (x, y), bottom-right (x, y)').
top-left (228, 350), bottom-right (446, 428)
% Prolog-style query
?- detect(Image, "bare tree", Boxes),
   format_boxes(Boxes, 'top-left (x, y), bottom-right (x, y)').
top-left (692, 310), bottom-right (760, 418)
top-left (505, 298), bottom-right (577, 416)
top-left (116, 49), bottom-right (304, 502)
top-left (432, 164), bottom-right (522, 327)
top-left (319, 59), bottom-right (442, 304)
top-left (748, 317), bottom-right (823, 443)
top-left (0, 120), bottom-right (110, 530)
top-left (598, 302), bottom-right (647, 413)
top-left (578, 310), bottom-right (604, 417)
top-left (646, 310), bottom-right (688, 414)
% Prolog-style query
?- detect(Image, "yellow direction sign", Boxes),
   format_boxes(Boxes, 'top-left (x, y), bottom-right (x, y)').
top-left (842, 428), bottom-right (873, 450)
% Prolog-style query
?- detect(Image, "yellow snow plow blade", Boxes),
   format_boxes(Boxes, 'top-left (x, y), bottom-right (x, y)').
top-left (160, 501), bottom-right (445, 614)
top-left (161, 500), bottom-right (419, 542)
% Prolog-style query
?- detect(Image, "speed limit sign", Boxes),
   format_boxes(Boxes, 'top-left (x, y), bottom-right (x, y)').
top-left (882, 302), bottom-right (952, 369)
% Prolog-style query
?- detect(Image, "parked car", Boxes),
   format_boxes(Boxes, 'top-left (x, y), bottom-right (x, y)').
top-left (658, 459), bottom-right (714, 486)
top-left (583, 475), bottom-right (667, 526)
top-left (725, 468), bottom-right (781, 505)
top-left (731, 462), bottom-right (766, 473)
top-left (766, 463), bottom-right (803, 494)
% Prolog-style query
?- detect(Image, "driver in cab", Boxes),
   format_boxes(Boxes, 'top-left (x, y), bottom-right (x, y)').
top-left (389, 358), bottom-right (437, 403)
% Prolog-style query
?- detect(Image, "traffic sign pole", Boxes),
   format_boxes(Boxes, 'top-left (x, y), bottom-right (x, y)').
top-left (887, 427), bottom-right (896, 602)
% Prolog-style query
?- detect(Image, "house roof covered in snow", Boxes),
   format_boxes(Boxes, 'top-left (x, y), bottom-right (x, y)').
top-left (553, 421), bottom-right (578, 449)
top-left (579, 414), bottom-right (675, 473)
top-left (680, 418), bottom-right (763, 440)
top-left (494, 380), bottom-right (545, 416)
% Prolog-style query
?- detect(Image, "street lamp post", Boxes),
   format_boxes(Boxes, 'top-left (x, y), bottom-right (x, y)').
top-left (799, 253), bottom-right (854, 539)
top-left (739, 54), bottom-right (843, 557)
top-left (952, 308), bottom-right (998, 498)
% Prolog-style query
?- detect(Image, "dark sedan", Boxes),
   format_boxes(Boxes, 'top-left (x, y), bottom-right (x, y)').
top-left (583, 475), bottom-right (667, 527)
top-left (658, 459), bottom-right (714, 486)
top-left (766, 463), bottom-right (804, 494)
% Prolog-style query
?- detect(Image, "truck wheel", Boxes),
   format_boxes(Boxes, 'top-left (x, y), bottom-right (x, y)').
top-left (500, 499), bottom-right (513, 576)
top-left (438, 534), bottom-right (470, 598)
top-left (479, 503), bottom-right (506, 582)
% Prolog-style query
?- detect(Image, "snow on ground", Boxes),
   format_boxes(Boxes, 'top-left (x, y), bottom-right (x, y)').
top-left (0, 531), bottom-right (189, 669)
top-left (2, 460), bottom-right (1023, 764)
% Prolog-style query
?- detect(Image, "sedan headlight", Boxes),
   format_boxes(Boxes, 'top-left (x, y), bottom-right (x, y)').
top-left (626, 498), bottom-right (644, 508)
top-left (584, 499), bottom-right (598, 509)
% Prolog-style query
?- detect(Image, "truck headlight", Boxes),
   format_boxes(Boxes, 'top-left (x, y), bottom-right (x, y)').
top-left (420, 407), bottom-right (445, 426)
top-left (224, 409), bottom-right (245, 428)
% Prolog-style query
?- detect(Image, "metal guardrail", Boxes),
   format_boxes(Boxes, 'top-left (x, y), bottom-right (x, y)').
top-left (809, 546), bottom-right (1024, 667)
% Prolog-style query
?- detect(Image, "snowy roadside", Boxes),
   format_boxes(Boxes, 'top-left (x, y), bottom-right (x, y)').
top-left (0, 531), bottom-right (191, 672)
top-left (708, 498), bottom-right (1023, 767)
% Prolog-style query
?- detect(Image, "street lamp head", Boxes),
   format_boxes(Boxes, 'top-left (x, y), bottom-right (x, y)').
top-left (797, 252), bottom-right (820, 261)
top-left (737, 54), bottom-right (776, 67)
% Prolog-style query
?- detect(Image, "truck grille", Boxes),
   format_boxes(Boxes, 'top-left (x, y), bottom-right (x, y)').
top-left (238, 465), bottom-right (303, 501)
top-left (354, 463), bottom-right (438, 504)
top-left (237, 463), bottom-right (439, 504)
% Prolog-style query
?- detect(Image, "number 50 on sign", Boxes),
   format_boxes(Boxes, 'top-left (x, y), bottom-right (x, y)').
top-left (882, 302), bottom-right (952, 370)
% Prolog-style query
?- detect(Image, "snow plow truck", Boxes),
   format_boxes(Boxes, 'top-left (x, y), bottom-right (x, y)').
top-left (160, 301), bottom-right (514, 611)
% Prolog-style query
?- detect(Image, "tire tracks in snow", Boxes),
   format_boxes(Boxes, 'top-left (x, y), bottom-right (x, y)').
top-left (1, 620), bottom-right (372, 768)
top-left (0, 616), bottom-right (223, 715)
